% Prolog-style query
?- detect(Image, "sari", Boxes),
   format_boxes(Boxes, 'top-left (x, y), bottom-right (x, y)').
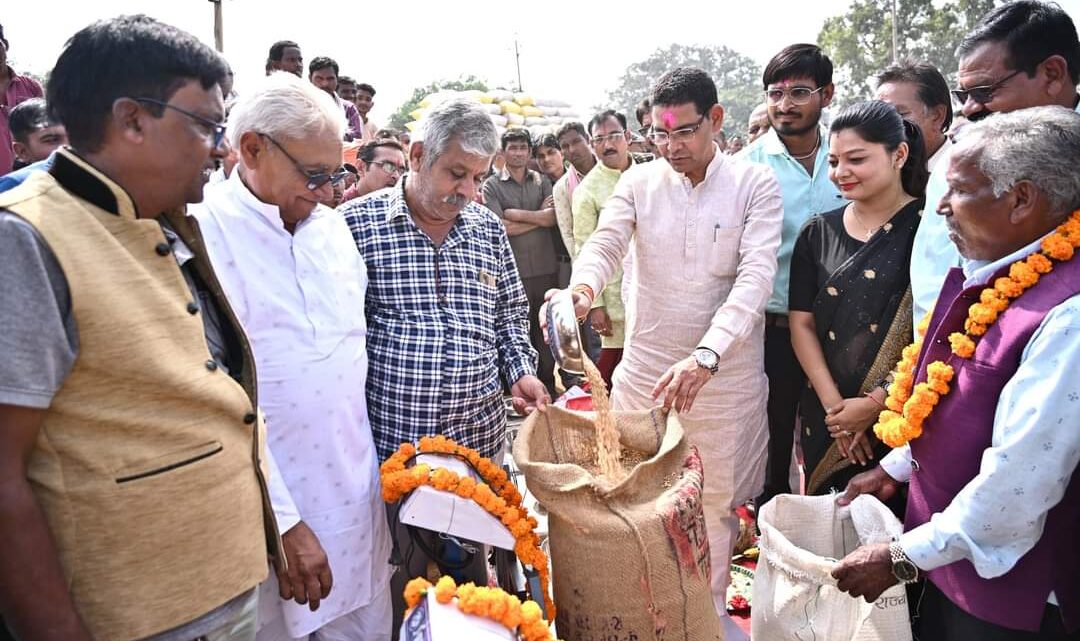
top-left (799, 199), bottom-right (923, 495)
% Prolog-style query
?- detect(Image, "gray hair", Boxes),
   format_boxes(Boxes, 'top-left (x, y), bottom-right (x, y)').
top-left (417, 99), bottom-right (498, 169)
top-left (226, 71), bottom-right (344, 149)
top-left (959, 105), bottom-right (1080, 213)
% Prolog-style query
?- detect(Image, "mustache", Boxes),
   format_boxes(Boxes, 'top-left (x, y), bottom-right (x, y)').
top-left (966, 110), bottom-right (991, 123)
top-left (442, 194), bottom-right (467, 207)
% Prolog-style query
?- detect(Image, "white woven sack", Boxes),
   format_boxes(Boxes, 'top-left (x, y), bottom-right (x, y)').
top-left (751, 494), bottom-right (912, 641)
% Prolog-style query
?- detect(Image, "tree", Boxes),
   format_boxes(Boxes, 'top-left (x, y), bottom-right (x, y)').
top-left (818, 0), bottom-right (999, 105)
top-left (603, 44), bottom-right (762, 138)
top-left (387, 76), bottom-right (492, 130)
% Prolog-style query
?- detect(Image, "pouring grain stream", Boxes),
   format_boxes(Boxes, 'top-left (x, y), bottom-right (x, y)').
top-left (582, 354), bottom-right (624, 482)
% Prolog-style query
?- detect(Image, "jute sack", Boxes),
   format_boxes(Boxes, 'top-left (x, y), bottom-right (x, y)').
top-left (514, 406), bottom-right (721, 641)
top-left (752, 494), bottom-right (912, 641)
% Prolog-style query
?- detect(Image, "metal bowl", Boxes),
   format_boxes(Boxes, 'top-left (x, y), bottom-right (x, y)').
top-left (545, 289), bottom-right (584, 376)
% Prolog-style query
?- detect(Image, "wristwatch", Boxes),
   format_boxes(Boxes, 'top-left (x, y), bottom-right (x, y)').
top-left (889, 541), bottom-right (919, 583)
top-left (692, 347), bottom-right (719, 375)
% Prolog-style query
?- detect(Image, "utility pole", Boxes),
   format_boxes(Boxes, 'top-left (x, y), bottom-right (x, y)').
top-left (209, 0), bottom-right (224, 53)
top-left (514, 37), bottom-right (523, 92)
top-left (891, 0), bottom-right (899, 64)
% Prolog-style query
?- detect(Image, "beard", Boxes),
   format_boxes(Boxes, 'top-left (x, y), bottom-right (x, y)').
top-left (772, 117), bottom-right (819, 137)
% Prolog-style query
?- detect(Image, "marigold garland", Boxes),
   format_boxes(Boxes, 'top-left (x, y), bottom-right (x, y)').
top-left (381, 436), bottom-right (555, 620)
top-left (404, 577), bottom-right (560, 641)
top-left (874, 210), bottom-right (1080, 447)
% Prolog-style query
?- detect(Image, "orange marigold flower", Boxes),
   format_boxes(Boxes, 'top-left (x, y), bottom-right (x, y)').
top-left (1042, 233), bottom-right (1075, 261)
top-left (964, 318), bottom-right (988, 336)
top-left (994, 276), bottom-right (1023, 299)
top-left (455, 476), bottom-right (477, 498)
top-left (520, 600), bottom-right (543, 625)
top-left (404, 577), bottom-right (431, 609)
top-left (1027, 253), bottom-right (1053, 274)
top-left (435, 575), bottom-right (456, 604)
top-left (1008, 261), bottom-right (1040, 288)
top-left (948, 332), bottom-right (976, 359)
top-left (967, 303), bottom-right (998, 326)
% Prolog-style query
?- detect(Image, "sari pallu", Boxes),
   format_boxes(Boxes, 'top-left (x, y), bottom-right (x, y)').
top-left (802, 199), bottom-right (923, 495)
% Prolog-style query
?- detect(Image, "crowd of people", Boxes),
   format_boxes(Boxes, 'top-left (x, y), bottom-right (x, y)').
top-left (0, 1), bottom-right (1077, 640)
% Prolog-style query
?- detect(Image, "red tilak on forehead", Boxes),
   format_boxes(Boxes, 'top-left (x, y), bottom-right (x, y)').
top-left (662, 110), bottom-right (677, 129)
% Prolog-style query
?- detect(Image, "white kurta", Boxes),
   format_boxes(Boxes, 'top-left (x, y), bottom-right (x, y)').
top-left (572, 145), bottom-right (782, 610)
top-left (191, 171), bottom-right (392, 637)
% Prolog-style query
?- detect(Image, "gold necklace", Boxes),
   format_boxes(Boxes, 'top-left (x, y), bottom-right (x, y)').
top-left (849, 197), bottom-right (908, 241)
top-left (849, 206), bottom-right (881, 241)
top-left (789, 131), bottom-right (821, 160)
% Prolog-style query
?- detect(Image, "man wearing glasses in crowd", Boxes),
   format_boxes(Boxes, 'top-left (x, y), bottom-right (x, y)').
top-left (550, 67), bottom-right (782, 641)
top-left (739, 43), bottom-right (847, 510)
top-left (342, 138), bottom-right (407, 203)
top-left (910, 0), bottom-right (1080, 324)
top-left (191, 72), bottom-right (392, 641)
top-left (571, 109), bottom-right (649, 389)
top-left (0, 15), bottom-right (278, 641)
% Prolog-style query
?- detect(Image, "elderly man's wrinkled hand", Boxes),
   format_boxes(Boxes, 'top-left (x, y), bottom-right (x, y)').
top-left (831, 543), bottom-right (898, 602)
top-left (277, 521), bottom-right (333, 612)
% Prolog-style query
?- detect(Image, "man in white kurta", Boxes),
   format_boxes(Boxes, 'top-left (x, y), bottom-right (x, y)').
top-left (190, 73), bottom-right (392, 641)
top-left (567, 68), bottom-right (782, 633)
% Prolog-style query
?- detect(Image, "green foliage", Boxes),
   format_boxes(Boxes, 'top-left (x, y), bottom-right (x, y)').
top-left (603, 43), bottom-right (763, 138)
top-left (818, 0), bottom-right (999, 105)
top-left (387, 76), bottom-right (491, 130)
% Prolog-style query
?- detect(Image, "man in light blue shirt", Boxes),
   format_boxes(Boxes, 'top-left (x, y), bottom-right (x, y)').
top-left (739, 44), bottom-right (846, 506)
top-left (910, 0), bottom-right (1080, 324)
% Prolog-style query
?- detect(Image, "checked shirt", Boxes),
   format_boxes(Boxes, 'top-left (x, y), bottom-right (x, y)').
top-left (340, 183), bottom-right (537, 461)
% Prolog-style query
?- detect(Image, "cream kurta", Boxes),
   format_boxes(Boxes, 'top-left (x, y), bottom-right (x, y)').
top-left (192, 171), bottom-right (392, 637)
top-left (572, 144), bottom-right (782, 610)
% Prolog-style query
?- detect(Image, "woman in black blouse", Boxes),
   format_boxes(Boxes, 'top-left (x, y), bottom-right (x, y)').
top-left (789, 100), bottom-right (928, 496)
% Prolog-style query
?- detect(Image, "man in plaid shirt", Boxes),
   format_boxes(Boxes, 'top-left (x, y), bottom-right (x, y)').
top-left (340, 99), bottom-right (549, 464)
top-left (341, 98), bottom-right (549, 632)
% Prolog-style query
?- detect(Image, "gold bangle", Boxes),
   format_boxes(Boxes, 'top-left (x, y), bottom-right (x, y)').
top-left (571, 284), bottom-right (595, 304)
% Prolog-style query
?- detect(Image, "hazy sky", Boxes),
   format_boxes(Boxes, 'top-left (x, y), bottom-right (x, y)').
top-left (5, 0), bottom-right (1080, 126)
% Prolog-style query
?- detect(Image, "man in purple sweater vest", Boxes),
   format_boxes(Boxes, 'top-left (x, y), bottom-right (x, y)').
top-left (831, 106), bottom-right (1080, 640)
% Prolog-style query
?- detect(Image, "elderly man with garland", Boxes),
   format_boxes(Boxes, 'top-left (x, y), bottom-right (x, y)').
top-left (834, 106), bottom-right (1080, 641)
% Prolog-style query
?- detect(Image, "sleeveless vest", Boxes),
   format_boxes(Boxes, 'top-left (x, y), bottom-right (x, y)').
top-left (0, 150), bottom-right (281, 641)
top-left (906, 258), bottom-right (1080, 632)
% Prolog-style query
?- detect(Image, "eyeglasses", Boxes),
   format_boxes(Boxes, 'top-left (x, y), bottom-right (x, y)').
top-left (260, 134), bottom-right (348, 191)
top-left (951, 69), bottom-right (1023, 105)
top-left (134, 97), bottom-right (227, 149)
top-left (368, 159), bottom-right (406, 176)
top-left (647, 114), bottom-right (707, 146)
top-left (764, 86), bottom-right (824, 106)
top-left (592, 131), bottom-right (627, 145)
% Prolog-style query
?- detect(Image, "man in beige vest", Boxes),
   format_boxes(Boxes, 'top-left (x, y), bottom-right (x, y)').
top-left (0, 15), bottom-right (279, 641)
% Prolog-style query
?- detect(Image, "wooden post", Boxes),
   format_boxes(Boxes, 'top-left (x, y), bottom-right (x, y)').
top-left (211, 0), bottom-right (224, 53)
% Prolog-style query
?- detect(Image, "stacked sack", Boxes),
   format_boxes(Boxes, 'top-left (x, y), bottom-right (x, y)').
top-left (406, 89), bottom-right (584, 139)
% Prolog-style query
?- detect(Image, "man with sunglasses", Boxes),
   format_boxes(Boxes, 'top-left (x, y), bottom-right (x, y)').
top-left (740, 43), bottom-right (847, 510)
top-left (0, 15), bottom-right (277, 641)
top-left (549, 67), bottom-right (782, 641)
top-left (190, 71), bottom-right (392, 641)
top-left (910, 0), bottom-right (1080, 324)
top-left (342, 137), bottom-right (406, 203)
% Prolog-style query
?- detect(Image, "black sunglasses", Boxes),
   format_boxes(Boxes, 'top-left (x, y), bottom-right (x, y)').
top-left (951, 69), bottom-right (1023, 105)
top-left (134, 97), bottom-right (227, 149)
top-left (260, 134), bottom-right (348, 191)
